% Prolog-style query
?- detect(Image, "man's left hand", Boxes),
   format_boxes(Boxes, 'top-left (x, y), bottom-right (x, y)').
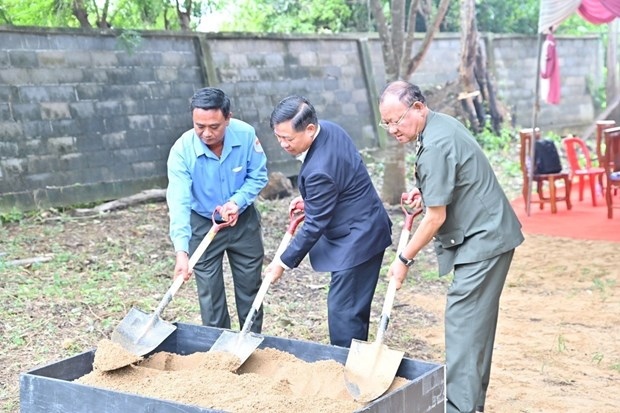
top-left (387, 259), bottom-right (409, 289)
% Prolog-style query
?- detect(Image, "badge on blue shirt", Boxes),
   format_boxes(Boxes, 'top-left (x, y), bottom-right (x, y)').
top-left (254, 138), bottom-right (264, 153)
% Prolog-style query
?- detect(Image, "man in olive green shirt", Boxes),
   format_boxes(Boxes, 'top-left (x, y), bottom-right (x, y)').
top-left (379, 81), bottom-right (524, 413)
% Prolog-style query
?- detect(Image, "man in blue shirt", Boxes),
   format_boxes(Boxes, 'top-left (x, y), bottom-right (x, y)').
top-left (166, 87), bottom-right (268, 332)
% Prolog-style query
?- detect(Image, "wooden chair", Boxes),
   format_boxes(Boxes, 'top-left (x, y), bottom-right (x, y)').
top-left (519, 128), bottom-right (572, 214)
top-left (561, 136), bottom-right (605, 206)
top-left (595, 119), bottom-right (615, 166)
top-left (602, 126), bottom-right (620, 218)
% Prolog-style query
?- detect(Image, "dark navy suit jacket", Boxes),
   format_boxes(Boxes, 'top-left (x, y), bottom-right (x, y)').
top-left (280, 120), bottom-right (392, 272)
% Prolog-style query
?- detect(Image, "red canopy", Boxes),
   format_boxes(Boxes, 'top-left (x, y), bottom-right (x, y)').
top-left (539, 0), bottom-right (620, 32)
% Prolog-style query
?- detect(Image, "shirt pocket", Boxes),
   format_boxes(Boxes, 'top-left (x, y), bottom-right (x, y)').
top-left (231, 165), bottom-right (245, 187)
top-left (435, 229), bottom-right (464, 249)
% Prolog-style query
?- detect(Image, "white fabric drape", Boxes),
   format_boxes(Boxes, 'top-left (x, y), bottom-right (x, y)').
top-left (538, 0), bottom-right (581, 33)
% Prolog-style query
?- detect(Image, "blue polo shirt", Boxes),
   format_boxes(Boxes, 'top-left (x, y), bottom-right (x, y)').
top-left (166, 118), bottom-right (268, 253)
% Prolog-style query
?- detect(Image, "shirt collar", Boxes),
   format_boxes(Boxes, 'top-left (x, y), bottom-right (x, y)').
top-left (192, 128), bottom-right (240, 160)
top-left (296, 124), bottom-right (320, 163)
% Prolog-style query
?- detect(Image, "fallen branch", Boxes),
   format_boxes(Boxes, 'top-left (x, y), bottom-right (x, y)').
top-left (3, 254), bottom-right (54, 266)
top-left (73, 189), bottom-right (167, 216)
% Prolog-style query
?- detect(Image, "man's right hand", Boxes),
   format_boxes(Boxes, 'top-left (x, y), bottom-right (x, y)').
top-left (174, 251), bottom-right (191, 281)
top-left (264, 261), bottom-right (285, 284)
top-left (288, 196), bottom-right (304, 215)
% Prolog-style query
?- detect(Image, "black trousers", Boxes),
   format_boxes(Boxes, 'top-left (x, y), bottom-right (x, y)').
top-left (327, 250), bottom-right (384, 348)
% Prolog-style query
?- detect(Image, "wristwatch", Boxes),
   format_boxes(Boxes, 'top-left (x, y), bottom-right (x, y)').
top-left (398, 252), bottom-right (415, 267)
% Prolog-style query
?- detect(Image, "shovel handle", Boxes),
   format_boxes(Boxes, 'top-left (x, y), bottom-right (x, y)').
top-left (239, 208), bottom-right (305, 336)
top-left (397, 228), bottom-right (410, 254)
top-left (188, 226), bottom-right (218, 270)
top-left (397, 192), bottom-right (423, 254)
top-left (371, 195), bottom-right (421, 345)
top-left (401, 192), bottom-right (423, 233)
top-left (274, 209), bottom-right (305, 259)
top-left (240, 274), bottom-right (273, 335)
top-left (154, 206), bottom-right (229, 319)
top-left (376, 277), bottom-right (397, 344)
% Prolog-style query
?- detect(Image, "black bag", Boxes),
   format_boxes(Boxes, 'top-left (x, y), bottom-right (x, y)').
top-left (534, 139), bottom-right (562, 174)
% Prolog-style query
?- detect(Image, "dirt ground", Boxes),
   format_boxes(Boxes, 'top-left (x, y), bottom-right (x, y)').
top-left (1, 196), bottom-right (619, 412)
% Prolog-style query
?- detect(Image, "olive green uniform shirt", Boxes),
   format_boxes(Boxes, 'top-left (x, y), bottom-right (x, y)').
top-left (415, 111), bottom-right (524, 275)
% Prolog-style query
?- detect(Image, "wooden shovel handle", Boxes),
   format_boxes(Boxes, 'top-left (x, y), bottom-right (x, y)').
top-left (239, 208), bottom-right (305, 335)
top-left (240, 274), bottom-right (273, 335)
top-left (375, 194), bottom-right (421, 344)
top-left (154, 206), bottom-right (230, 318)
top-left (376, 277), bottom-right (397, 344)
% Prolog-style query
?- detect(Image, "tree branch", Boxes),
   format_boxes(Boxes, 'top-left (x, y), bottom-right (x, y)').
top-left (405, 0), bottom-right (450, 77)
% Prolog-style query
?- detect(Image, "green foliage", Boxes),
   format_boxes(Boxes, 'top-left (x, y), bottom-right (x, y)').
top-left (557, 334), bottom-right (567, 352)
top-left (0, 0), bottom-right (75, 27)
top-left (117, 29), bottom-right (143, 54)
top-left (474, 124), bottom-right (513, 151)
top-left (220, 0), bottom-right (353, 33)
top-left (476, 0), bottom-right (539, 34)
top-left (0, 208), bottom-right (24, 224)
top-left (443, 0), bottom-right (539, 34)
top-left (591, 352), bottom-right (604, 365)
top-left (554, 14), bottom-right (608, 36)
top-left (0, 0), bottom-right (214, 30)
top-left (442, 0), bottom-right (606, 35)
top-left (587, 72), bottom-right (607, 112)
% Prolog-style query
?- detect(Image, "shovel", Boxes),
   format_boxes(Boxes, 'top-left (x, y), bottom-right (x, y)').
top-left (344, 193), bottom-right (423, 402)
top-left (209, 201), bottom-right (305, 370)
top-left (110, 206), bottom-right (232, 358)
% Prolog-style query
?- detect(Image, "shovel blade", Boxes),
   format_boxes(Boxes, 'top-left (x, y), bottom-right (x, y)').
top-left (344, 339), bottom-right (404, 402)
top-left (209, 330), bottom-right (264, 370)
top-left (111, 307), bottom-right (176, 357)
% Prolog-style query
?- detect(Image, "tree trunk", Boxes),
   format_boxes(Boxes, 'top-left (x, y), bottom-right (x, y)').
top-left (72, 0), bottom-right (92, 28)
top-left (458, 0), bottom-right (481, 133)
top-left (405, 0), bottom-right (450, 77)
top-left (380, 138), bottom-right (407, 205)
top-left (369, 0), bottom-right (449, 204)
top-left (176, 0), bottom-right (192, 31)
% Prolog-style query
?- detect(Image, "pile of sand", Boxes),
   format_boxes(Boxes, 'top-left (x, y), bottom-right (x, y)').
top-left (78, 340), bottom-right (410, 413)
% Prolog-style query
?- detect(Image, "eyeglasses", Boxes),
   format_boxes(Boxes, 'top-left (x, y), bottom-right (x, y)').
top-left (379, 103), bottom-right (413, 130)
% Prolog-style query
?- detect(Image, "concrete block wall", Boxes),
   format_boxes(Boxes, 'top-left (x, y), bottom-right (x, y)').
top-left (0, 28), bottom-right (204, 211)
top-left (0, 28), bottom-right (605, 212)
top-left (490, 34), bottom-right (601, 131)
top-left (207, 36), bottom-right (379, 177)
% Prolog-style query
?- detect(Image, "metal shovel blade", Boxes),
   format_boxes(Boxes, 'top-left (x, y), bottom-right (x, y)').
top-left (110, 307), bottom-right (176, 357)
top-left (209, 271), bottom-right (275, 370)
top-left (344, 277), bottom-right (404, 402)
top-left (209, 329), bottom-right (264, 370)
top-left (344, 339), bottom-right (405, 402)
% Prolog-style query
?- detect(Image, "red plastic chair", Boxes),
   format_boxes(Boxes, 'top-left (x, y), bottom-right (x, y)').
top-left (603, 127), bottom-right (620, 218)
top-left (561, 136), bottom-right (605, 206)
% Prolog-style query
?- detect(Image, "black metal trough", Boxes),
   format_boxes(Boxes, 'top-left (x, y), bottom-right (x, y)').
top-left (20, 322), bottom-right (445, 413)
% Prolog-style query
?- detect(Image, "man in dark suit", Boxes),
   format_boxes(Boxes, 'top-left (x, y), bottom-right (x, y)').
top-left (264, 95), bottom-right (393, 348)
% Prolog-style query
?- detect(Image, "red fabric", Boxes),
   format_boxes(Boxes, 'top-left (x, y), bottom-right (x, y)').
top-left (579, 0), bottom-right (617, 23)
top-left (540, 33), bottom-right (561, 105)
top-left (600, 0), bottom-right (620, 17)
top-left (511, 188), bottom-right (620, 243)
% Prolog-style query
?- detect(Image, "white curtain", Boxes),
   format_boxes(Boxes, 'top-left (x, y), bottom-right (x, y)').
top-left (538, 0), bottom-right (581, 33)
